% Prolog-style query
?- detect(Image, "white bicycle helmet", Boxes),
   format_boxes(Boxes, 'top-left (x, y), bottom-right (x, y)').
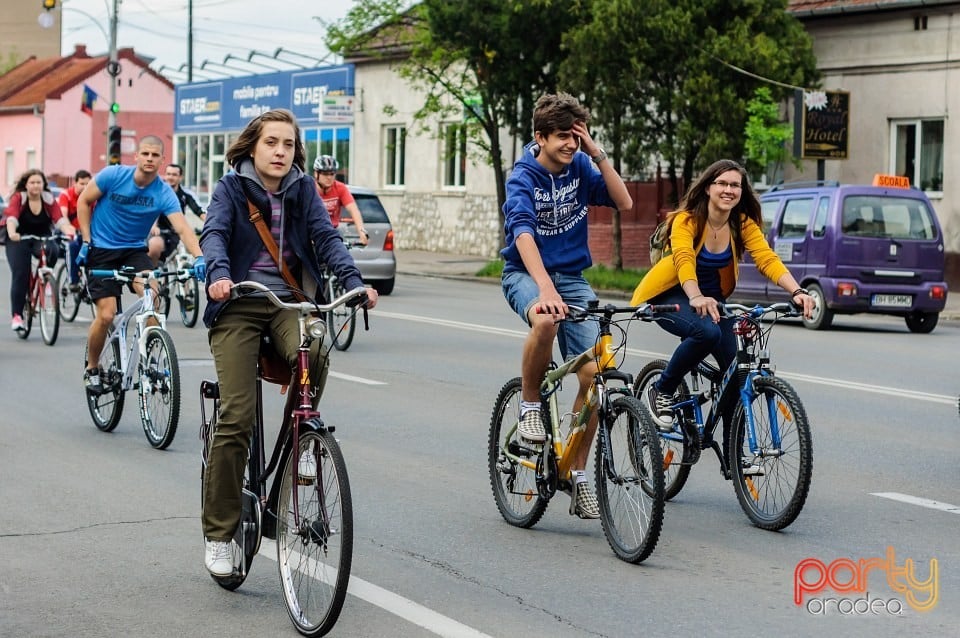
top-left (313, 155), bottom-right (339, 172)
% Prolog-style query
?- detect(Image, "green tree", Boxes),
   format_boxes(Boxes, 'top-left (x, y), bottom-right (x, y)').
top-left (743, 86), bottom-right (797, 184)
top-left (326, 0), bottom-right (577, 245)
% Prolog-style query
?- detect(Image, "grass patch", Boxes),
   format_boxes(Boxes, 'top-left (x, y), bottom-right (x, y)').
top-left (475, 259), bottom-right (647, 293)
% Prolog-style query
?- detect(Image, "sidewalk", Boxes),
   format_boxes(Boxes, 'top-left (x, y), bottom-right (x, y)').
top-left (393, 248), bottom-right (960, 320)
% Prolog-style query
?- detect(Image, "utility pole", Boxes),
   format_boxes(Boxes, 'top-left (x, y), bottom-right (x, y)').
top-left (187, 0), bottom-right (194, 82)
top-left (106, 0), bottom-right (121, 163)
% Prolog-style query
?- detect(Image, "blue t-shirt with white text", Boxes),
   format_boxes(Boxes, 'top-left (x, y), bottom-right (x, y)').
top-left (91, 165), bottom-right (180, 249)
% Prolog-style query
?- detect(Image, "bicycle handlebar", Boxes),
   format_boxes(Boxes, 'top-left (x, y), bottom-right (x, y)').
top-left (720, 302), bottom-right (800, 319)
top-left (90, 266), bottom-right (196, 282)
top-left (230, 280), bottom-right (368, 314)
top-left (540, 302), bottom-right (681, 322)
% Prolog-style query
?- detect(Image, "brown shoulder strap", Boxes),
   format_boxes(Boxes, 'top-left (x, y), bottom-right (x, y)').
top-left (246, 199), bottom-right (308, 302)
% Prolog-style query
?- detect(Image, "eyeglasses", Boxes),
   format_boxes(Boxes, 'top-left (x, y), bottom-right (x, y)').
top-left (712, 180), bottom-right (742, 190)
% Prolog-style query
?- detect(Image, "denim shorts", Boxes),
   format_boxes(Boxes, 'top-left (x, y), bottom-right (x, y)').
top-left (501, 269), bottom-right (599, 360)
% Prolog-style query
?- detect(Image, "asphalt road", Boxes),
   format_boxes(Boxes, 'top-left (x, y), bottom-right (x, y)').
top-left (1, 266), bottom-right (957, 637)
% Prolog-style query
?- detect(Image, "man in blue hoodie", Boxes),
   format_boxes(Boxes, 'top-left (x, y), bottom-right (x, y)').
top-left (500, 92), bottom-right (633, 519)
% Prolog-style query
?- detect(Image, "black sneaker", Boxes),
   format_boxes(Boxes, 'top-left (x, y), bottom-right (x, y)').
top-left (645, 383), bottom-right (675, 430)
top-left (84, 368), bottom-right (104, 396)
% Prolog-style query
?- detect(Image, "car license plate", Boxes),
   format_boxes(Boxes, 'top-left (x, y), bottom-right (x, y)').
top-left (871, 294), bottom-right (912, 307)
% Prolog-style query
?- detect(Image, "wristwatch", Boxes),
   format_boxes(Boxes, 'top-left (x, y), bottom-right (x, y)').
top-left (591, 148), bottom-right (608, 164)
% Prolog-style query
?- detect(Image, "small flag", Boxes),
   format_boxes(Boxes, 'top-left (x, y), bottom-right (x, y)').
top-left (81, 84), bottom-right (98, 116)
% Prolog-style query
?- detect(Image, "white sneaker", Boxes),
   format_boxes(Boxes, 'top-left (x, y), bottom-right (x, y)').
top-left (298, 449), bottom-right (317, 480)
top-left (204, 539), bottom-right (236, 577)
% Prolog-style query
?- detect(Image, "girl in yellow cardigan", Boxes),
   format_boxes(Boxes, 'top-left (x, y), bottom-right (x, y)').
top-left (630, 159), bottom-right (814, 430)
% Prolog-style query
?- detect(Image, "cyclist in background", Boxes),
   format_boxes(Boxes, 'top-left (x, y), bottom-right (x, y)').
top-left (313, 155), bottom-right (368, 246)
top-left (57, 169), bottom-right (93, 291)
top-left (147, 163), bottom-right (206, 266)
top-left (4, 169), bottom-right (74, 332)
top-left (500, 92), bottom-right (633, 519)
top-left (77, 135), bottom-right (205, 395)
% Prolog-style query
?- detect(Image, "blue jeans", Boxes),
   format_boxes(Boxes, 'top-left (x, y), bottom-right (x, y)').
top-left (651, 286), bottom-right (736, 395)
top-left (501, 269), bottom-right (599, 360)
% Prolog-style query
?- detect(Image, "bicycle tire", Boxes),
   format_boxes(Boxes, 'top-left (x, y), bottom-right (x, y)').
top-left (139, 330), bottom-right (181, 449)
top-left (178, 276), bottom-right (200, 328)
top-left (326, 276), bottom-right (356, 351)
top-left (596, 395), bottom-right (665, 563)
top-left (634, 360), bottom-right (692, 500)
top-left (488, 377), bottom-right (549, 528)
top-left (56, 263), bottom-right (81, 323)
top-left (18, 285), bottom-right (33, 339)
top-left (39, 272), bottom-right (60, 346)
top-left (277, 427), bottom-right (352, 636)
top-left (729, 375), bottom-right (812, 531)
top-left (86, 339), bottom-right (125, 432)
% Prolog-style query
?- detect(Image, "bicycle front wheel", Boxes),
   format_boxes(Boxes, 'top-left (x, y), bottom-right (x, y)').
top-left (178, 277), bottom-right (200, 328)
top-left (39, 272), bottom-right (60, 346)
top-left (139, 330), bottom-right (181, 449)
top-left (325, 276), bottom-right (356, 351)
top-left (729, 375), bottom-right (812, 531)
top-left (86, 339), bottom-right (125, 431)
top-left (488, 377), bottom-right (549, 528)
top-left (596, 395), bottom-right (665, 563)
top-left (634, 360), bottom-right (692, 500)
top-left (277, 428), bottom-right (352, 637)
top-left (56, 263), bottom-right (80, 323)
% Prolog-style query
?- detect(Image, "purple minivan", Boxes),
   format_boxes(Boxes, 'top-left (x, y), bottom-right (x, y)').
top-left (733, 179), bottom-right (948, 333)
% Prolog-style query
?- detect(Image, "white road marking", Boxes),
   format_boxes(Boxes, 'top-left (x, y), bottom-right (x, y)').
top-left (375, 312), bottom-right (957, 405)
top-left (176, 359), bottom-right (385, 385)
top-left (871, 492), bottom-right (960, 514)
top-left (259, 539), bottom-right (493, 638)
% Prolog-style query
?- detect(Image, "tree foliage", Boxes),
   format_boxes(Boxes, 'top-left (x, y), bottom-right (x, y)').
top-left (744, 86), bottom-right (797, 184)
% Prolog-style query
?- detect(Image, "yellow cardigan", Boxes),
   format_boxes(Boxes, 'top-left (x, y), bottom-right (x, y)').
top-left (630, 210), bottom-right (790, 305)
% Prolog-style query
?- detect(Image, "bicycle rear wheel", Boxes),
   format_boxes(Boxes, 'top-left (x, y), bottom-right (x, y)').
top-left (277, 427), bottom-right (352, 637)
top-left (634, 360), bottom-right (692, 500)
top-left (488, 377), bottom-right (549, 527)
top-left (729, 375), bottom-right (812, 531)
top-left (39, 272), bottom-right (60, 345)
top-left (596, 395), bottom-right (665, 563)
top-left (139, 330), bottom-right (181, 449)
top-left (86, 339), bottom-right (125, 431)
top-left (56, 263), bottom-right (81, 323)
top-left (325, 276), bottom-right (356, 351)
top-left (178, 277), bottom-right (200, 328)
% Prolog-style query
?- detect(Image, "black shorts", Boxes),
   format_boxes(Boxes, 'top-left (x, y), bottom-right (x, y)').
top-left (86, 246), bottom-right (155, 301)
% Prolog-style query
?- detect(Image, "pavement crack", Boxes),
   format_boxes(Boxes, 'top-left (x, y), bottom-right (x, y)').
top-left (0, 515), bottom-right (194, 538)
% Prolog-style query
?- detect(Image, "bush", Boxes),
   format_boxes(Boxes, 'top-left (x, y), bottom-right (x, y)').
top-left (476, 260), bottom-right (647, 293)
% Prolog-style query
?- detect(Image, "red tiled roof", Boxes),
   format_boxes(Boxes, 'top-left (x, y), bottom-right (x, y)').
top-left (0, 44), bottom-right (172, 109)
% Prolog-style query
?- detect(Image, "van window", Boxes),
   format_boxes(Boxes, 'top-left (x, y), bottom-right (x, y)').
top-left (760, 200), bottom-right (779, 233)
top-left (841, 195), bottom-right (938, 239)
top-left (779, 198), bottom-right (813, 238)
top-left (812, 197), bottom-right (829, 237)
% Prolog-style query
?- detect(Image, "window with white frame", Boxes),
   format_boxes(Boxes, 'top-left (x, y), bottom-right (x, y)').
top-left (5, 149), bottom-right (14, 188)
top-left (891, 119), bottom-right (944, 193)
top-left (442, 122), bottom-right (466, 188)
top-left (384, 125), bottom-right (406, 187)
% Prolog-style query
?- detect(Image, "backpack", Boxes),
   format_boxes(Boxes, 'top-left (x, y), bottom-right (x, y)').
top-left (648, 218), bottom-right (672, 265)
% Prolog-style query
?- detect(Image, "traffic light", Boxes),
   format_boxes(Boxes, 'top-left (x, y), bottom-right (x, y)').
top-left (107, 126), bottom-right (122, 165)
top-left (42, 1), bottom-right (58, 10)
top-left (110, 102), bottom-right (120, 114)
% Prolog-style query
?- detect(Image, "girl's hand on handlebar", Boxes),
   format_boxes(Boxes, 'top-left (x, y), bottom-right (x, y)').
top-left (793, 292), bottom-right (815, 320)
top-left (209, 278), bottom-right (234, 302)
top-left (691, 294), bottom-right (720, 323)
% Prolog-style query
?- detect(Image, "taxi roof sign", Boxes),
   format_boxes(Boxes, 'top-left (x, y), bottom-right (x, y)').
top-left (872, 174), bottom-right (910, 188)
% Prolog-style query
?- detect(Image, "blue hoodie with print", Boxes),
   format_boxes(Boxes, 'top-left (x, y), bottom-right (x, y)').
top-left (500, 141), bottom-right (615, 275)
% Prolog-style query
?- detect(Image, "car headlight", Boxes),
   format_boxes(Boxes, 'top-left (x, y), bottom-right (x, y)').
top-left (307, 318), bottom-right (327, 340)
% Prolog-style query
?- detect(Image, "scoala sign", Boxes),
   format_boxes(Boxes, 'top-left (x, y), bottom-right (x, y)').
top-left (794, 547), bottom-right (938, 615)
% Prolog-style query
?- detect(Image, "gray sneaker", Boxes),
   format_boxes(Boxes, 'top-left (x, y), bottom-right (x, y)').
top-left (645, 384), bottom-right (675, 429)
top-left (84, 368), bottom-right (104, 396)
top-left (517, 409), bottom-right (546, 443)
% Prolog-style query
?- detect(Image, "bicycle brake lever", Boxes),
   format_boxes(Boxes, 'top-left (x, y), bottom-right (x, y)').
top-left (362, 304), bottom-right (370, 331)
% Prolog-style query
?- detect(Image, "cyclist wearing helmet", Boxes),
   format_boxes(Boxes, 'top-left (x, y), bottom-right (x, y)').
top-left (313, 155), bottom-right (368, 245)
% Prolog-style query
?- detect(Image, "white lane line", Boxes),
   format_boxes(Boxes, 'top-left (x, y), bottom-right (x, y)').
top-left (259, 539), bottom-right (493, 638)
top-left (176, 359), bottom-right (385, 385)
top-left (375, 312), bottom-right (956, 405)
top-left (871, 492), bottom-right (960, 514)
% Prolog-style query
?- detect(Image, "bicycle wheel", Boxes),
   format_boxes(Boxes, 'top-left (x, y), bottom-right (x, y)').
top-left (325, 276), bottom-right (356, 351)
top-left (488, 377), bottom-right (549, 528)
top-left (178, 276), bottom-right (200, 328)
top-left (56, 263), bottom-right (81, 323)
top-left (596, 395), bottom-right (665, 563)
top-left (139, 330), bottom-right (181, 449)
top-left (729, 375), bottom-right (813, 531)
top-left (634, 360), bottom-right (692, 500)
top-left (277, 427), bottom-right (352, 636)
top-left (39, 272), bottom-right (60, 346)
top-left (86, 339), bottom-right (125, 432)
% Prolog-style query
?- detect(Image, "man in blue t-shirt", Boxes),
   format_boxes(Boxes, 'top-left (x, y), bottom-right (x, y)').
top-left (500, 93), bottom-right (633, 519)
top-left (77, 135), bottom-right (206, 395)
